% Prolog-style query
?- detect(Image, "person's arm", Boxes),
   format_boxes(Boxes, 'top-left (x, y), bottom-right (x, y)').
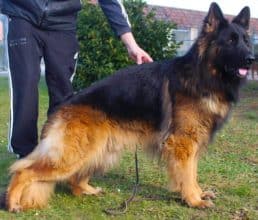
top-left (98, 0), bottom-right (153, 64)
top-left (98, 0), bottom-right (131, 37)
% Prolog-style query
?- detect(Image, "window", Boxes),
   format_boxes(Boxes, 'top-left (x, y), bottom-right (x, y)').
top-left (172, 29), bottom-right (196, 56)
top-left (251, 34), bottom-right (258, 60)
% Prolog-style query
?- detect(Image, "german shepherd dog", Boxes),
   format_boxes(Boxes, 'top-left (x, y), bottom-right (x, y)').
top-left (6, 3), bottom-right (254, 212)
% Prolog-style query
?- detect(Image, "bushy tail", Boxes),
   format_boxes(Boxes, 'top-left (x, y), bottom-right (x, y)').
top-left (9, 148), bottom-right (41, 174)
top-left (9, 158), bottom-right (35, 174)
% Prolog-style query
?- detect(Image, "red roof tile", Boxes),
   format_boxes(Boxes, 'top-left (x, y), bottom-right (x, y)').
top-left (147, 5), bottom-right (258, 34)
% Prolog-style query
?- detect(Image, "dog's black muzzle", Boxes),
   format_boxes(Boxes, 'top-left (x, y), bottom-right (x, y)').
top-left (245, 54), bottom-right (255, 66)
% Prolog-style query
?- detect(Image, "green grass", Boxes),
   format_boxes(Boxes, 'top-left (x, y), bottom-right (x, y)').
top-left (0, 77), bottom-right (257, 219)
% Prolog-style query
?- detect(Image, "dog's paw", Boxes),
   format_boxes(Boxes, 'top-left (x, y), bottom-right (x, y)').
top-left (196, 199), bottom-right (214, 209)
top-left (83, 186), bottom-right (103, 196)
top-left (8, 203), bottom-right (22, 213)
top-left (201, 191), bottom-right (216, 200)
top-left (186, 199), bottom-right (214, 209)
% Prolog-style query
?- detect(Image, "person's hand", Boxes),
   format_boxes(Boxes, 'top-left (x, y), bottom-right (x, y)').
top-left (0, 21), bottom-right (3, 41)
top-left (121, 32), bottom-right (153, 64)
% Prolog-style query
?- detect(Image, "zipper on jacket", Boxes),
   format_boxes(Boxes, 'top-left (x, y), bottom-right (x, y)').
top-left (39, 0), bottom-right (49, 27)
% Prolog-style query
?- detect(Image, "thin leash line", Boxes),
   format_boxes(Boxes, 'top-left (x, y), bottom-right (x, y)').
top-left (104, 146), bottom-right (139, 215)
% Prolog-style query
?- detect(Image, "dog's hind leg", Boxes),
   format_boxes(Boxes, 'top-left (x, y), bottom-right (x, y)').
top-left (164, 136), bottom-right (214, 209)
top-left (6, 162), bottom-right (82, 212)
top-left (7, 106), bottom-right (112, 212)
top-left (20, 181), bottom-right (55, 210)
top-left (7, 170), bottom-right (35, 212)
top-left (7, 145), bottom-right (95, 212)
top-left (7, 136), bottom-right (108, 212)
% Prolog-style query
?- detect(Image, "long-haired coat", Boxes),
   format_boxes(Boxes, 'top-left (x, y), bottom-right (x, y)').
top-left (6, 3), bottom-right (254, 212)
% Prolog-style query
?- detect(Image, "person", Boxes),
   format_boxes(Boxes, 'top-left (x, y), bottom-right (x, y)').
top-left (0, 0), bottom-right (153, 158)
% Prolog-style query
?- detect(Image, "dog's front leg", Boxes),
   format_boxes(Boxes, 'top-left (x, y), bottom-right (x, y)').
top-left (164, 136), bottom-right (214, 208)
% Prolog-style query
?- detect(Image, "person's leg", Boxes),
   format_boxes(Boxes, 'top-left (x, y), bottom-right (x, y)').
top-left (7, 17), bottom-right (42, 157)
top-left (43, 30), bottom-right (79, 115)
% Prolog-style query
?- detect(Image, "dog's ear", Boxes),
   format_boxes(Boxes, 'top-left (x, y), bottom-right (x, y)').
top-left (232, 7), bottom-right (250, 30)
top-left (203, 2), bottom-right (227, 33)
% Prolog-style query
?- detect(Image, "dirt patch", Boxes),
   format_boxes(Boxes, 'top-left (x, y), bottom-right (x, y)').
top-left (244, 157), bottom-right (258, 165)
top-left (231, 208), bottom-right (249, 220)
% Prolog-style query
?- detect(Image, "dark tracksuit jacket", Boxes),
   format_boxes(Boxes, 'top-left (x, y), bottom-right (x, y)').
top-left (0, 0), bottom-right (131, 157)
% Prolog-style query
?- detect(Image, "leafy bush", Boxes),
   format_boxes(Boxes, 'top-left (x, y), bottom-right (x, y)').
top-left (73, 0), bottom-right (179, 90)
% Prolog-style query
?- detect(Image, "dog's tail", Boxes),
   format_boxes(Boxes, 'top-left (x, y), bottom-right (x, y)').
top-left (9, 158), bottom-right (34, 174)
top-left (9, 149), bottom-right (40, 174)
top-left (9, 135), bottom-right (59, 174)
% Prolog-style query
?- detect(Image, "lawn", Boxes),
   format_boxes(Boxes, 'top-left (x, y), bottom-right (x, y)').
top-left (0, 76), bottom-right (257, 219)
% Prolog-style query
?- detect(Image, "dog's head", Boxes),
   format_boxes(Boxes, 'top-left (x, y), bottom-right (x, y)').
top-left (198, 2), bottom-right (254, 79)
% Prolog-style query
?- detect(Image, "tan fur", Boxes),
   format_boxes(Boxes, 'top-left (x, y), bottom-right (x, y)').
top-left (201, 94), bottom-right (230, 117)
top-left (69, 176), bottom-right (102, 196)
top-left (161, 93), bottom-right (225, 208)
top-left (20, 182), bottom-right (55, 209)
top-left (6, 106), bottom-right (158, 212)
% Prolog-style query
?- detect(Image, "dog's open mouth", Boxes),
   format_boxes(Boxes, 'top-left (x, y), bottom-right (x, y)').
top-left (225, 66), bottom-right (250, 78)
top-left (237, 68), bottom-right (249, 78)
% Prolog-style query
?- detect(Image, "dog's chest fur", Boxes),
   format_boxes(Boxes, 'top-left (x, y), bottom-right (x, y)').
top-left (169, 92), bottom-right (231, 150)
top-left (200, 94), bottom-right (231, 118)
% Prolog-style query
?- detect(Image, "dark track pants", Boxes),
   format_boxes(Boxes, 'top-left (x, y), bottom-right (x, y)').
top-left (7, 17), bottom-right (79, 157)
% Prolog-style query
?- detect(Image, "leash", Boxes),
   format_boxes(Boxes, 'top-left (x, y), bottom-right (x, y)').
top-left (104, 147), bottom-right (139, 215)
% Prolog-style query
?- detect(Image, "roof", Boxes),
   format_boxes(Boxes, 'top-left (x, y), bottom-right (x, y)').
top-left (147, 5), bottom-right (258, 34)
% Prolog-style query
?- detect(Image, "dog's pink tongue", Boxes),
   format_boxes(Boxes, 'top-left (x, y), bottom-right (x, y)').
top-left (238, 68), bottom-right (248, 76)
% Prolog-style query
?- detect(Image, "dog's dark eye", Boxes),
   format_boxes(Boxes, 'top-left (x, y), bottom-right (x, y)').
top-left (228, 33), bottom-right (238, 44)
top-left (243, 35), bottom-right (250, 46)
